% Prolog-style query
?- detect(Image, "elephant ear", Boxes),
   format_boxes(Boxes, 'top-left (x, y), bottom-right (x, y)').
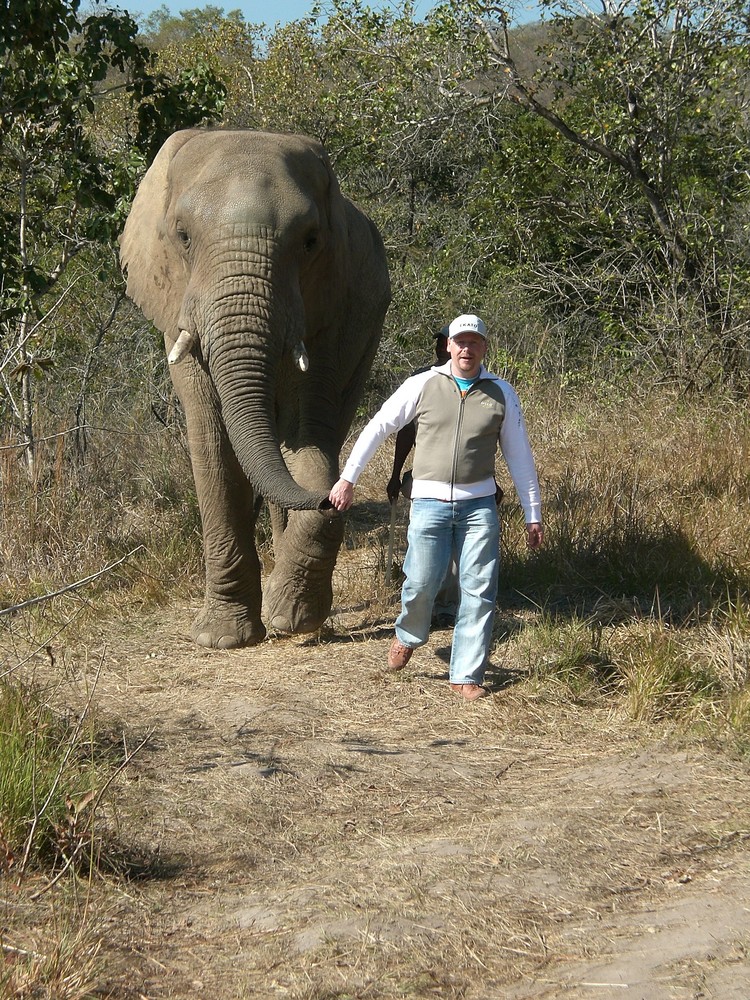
top-left (119, 130), bottom-right (199, 336)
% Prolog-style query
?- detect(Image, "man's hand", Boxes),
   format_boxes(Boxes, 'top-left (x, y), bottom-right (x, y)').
top-left (526, 522), bottom-right (544, 550)
top-left (386, 475), bottom-right (401, 503)
top-left (329, 478), bottom-right (354, 511)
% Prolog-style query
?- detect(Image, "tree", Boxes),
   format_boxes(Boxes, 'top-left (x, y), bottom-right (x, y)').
top-left (136, 4), bottom-right (260, 131)
top-left (0, 0), bottom-right (226, 476)
top-left (239, 2), bottom-right (503, 362)
top-left (436, 0), bottom-right (750, 386)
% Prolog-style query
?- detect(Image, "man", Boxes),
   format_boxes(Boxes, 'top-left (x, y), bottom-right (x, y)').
top-left (386, 324), bottom-right (458, 627)
top-left (329, 313), bottom-right (543, 701)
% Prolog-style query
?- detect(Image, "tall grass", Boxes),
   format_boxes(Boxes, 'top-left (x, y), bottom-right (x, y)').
top-left (351, 380), bottom-right (750, 747)
top-left (0, 665), bottom-right (143, 997)
top-left (499, 384), bottom-right (750, 616)
top-left (0, 677), bottom-right (102, 876)
top-left (2, 377), bottom-right (749, 748)
top-left (502, 598), bottom-right (750, 747)
top-left (0, 412), bottom-right (202, 621)
top-left (0, 916), bottom-right (103, 1000)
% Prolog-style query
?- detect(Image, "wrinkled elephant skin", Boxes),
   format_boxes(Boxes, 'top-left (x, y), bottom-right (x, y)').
top-left (120, 129), bottom-right (390, 648)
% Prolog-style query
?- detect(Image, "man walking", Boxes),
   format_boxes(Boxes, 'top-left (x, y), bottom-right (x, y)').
top-left (329, 314), bottom-right (543, 701)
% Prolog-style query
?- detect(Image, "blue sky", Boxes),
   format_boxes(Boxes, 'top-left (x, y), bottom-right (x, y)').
top-left (119, 1), bottom-right (540, 29)
top-left (121, 1), bottom-right (431, 28)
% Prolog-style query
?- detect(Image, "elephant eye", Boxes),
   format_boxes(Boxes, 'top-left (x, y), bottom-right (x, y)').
top-left (176, 226), bottom-right (191, 251)
top-left (303, 233), bottom-right (318, 254)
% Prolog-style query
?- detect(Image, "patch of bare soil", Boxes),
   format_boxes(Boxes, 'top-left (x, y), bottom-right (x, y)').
top-left (8, 594), bottom-right (750, 1000)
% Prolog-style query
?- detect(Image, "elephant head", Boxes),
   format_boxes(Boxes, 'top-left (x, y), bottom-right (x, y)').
top-left (119, 129), bottom-right (352, 512)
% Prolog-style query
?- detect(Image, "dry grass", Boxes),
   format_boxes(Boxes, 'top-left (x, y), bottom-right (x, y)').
top-left (0, 913), bottom-right (102, 1000)
top-left (4, 593), bottom-right (748, 998)
top-left (518, 386), bottom-right (750, 605)
top-left (1, 383), bottom-right (750, 997)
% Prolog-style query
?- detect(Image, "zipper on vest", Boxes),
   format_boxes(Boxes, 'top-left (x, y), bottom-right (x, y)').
top-left (450, 381), bottom-right (481, 500)
top-left (450, 390), bottom-right (467, 499)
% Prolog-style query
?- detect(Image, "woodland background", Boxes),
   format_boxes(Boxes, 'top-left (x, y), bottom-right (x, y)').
top-left (3, 0), bottom-right (749, 481)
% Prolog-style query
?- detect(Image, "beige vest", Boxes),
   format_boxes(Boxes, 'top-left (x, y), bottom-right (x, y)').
top-left (411, 372), bottom-right (506, 486)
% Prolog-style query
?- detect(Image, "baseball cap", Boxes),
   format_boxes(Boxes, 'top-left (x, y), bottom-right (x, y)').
top-left (433, 324), bottom-right (450, 339)
top-left (448, 314), bottom-right (487, 339)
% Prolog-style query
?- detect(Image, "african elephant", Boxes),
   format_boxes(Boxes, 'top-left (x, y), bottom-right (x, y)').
top-left (120, 129), bottom-right (390, 648)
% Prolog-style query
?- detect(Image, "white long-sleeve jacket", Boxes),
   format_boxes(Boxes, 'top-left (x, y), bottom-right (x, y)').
top-left (341, 361), bottom-right (542, 524)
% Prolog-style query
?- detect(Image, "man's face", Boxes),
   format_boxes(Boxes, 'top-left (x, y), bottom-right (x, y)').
top-left (448, 332), bottom-right (486, 379)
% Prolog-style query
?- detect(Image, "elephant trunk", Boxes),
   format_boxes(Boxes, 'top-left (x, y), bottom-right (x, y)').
top-left (224, 385), bottom-right (329, 512)
top-left (203, 280), bottom-right (331, 513)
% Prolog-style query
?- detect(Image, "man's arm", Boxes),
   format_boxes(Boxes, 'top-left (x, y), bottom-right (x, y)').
top-left (329, 373), bottom-right (427, 511)
top-left (497, 382), bottom-right (542, 527)
top-left (337, 373), bottom-right (427, 489)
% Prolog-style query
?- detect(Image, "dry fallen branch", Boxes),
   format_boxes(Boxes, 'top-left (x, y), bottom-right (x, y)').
top-left (0, 546), bottom-right (144, 619)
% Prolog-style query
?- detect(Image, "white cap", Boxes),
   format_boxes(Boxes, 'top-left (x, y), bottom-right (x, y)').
top-left (448, 313), bottom-right (487, 339)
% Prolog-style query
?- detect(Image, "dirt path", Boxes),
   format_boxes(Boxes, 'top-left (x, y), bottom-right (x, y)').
top-left (19, 598), bottom-right (750, 999)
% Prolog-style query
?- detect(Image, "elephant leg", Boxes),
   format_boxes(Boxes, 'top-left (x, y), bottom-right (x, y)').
top-left (263, 507), bottom-right (344, 634)
top-left (176, 363), bottom-right (267, 649)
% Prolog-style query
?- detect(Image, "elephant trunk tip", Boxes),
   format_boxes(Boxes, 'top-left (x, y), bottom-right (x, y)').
top-left (262, 489), bottom-right (339, 517)
top-left (297, 494), bottom-right (339, 518)
top-left (317, 496), bottom-right (338, 518)
top-left (283, 494), bottom-right (339, 518)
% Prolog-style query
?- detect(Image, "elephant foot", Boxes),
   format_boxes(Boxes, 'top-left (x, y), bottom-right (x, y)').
top-left (191, 599), bottom-right (267, 649)
top-left (262, 566), bottom-right (333, 635)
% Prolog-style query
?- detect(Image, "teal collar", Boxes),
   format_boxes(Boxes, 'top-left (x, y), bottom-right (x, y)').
top-left (453, 374), bottom-right (479, 392)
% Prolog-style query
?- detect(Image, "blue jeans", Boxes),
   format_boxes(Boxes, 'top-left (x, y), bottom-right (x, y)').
top-left (433, 553), bottom-right (459, 620)
top-left (395, 497), bottom-right (499, 686)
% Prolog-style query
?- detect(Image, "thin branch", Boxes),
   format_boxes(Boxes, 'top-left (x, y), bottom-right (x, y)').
top-left (75, 289), bottom-right (126, 457)
top-left (0, 547), bottom-right (145, 619)
top-left (0, 606), bottom-right (88, 682)
top-left (473, 8), bottom-right (689, 253)
top-left (0, 274), bottom-right (85, 376)
top-left (0, 424), bottom-right (161, 453)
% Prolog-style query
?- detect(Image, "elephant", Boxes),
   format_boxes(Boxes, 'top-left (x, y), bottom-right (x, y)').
top-left (120, 129), bottom-right (391, 648)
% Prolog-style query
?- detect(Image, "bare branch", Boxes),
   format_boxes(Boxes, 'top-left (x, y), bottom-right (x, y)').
top-left (0, 547), bottom-right (146, 619)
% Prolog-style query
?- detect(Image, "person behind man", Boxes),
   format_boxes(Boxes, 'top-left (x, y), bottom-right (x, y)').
top-left (386, 324), bottom-right (450, 503)
top-left (329, 313), bottom-right (543, 701)
top-left (386, 324), bottom-right (458, 627)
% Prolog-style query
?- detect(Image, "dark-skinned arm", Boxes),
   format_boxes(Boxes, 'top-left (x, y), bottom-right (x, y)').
top-left (386, 421), bottom-right (416, 502)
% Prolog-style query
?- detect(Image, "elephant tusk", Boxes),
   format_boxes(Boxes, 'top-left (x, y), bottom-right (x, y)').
top-left (168, 329), bottom-right (196, 365)
top-left (293, 342), bottom-right (309, 373)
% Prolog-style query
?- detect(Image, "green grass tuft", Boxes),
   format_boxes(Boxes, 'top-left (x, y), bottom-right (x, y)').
top-left (0, 679), bottom-right (98, 877)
